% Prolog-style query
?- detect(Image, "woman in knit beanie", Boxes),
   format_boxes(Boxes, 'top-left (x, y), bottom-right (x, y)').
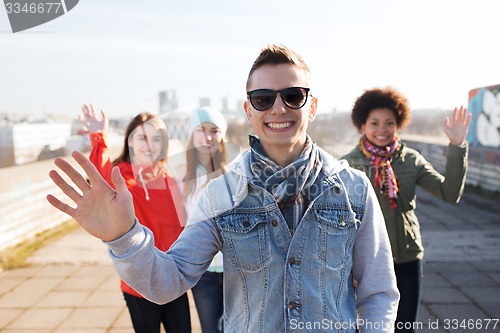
top-left (183, 106), bottom-right (228, 333)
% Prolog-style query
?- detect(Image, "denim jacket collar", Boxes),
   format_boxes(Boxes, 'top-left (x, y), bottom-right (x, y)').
top-left (225, 147), bottom-right (349, 206)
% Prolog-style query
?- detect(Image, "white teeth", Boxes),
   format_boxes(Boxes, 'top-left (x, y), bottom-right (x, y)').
top-left (267, 122), bottom-right (291, 130)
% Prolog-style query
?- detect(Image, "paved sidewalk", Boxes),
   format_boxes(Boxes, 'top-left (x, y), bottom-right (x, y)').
top-left (417, 188), bottom-right (500, 332)
top-left (1, 188), bottom-right (499, 332)
top-left (0, 227), bottom-right (201, 333)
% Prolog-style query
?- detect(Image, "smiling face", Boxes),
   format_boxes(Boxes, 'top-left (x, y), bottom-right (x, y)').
top-left (192, 121), bottom-right (223, 156)
top-left (128, 123), bottom-right (163, 166)
top-left (361, 107), bottom-right (399, 147)
top-left (244, 64), bottom-right (317, 165)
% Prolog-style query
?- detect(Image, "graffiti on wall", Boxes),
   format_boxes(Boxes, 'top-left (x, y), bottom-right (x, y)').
top-left (468, 84), bottom-right (500, 148)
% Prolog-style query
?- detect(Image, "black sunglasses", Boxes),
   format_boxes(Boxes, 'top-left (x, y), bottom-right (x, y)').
top-left (247, 87), bottom-right (311, 111)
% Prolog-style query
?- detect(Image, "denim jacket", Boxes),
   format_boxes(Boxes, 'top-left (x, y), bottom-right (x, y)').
top-left (107, 148), bottom-right (399, 333)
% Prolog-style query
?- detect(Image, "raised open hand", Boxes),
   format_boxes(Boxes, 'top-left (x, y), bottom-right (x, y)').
top-left (444, 106), bottom-right (472, 146)
top-left (79, 104), bottom-right (109, 134)
top-left (47, 151), bottom-right (135, 242)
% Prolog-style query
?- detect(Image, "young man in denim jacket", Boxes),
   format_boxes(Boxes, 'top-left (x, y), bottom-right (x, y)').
top-left (48, 44), bottom-right (399, 332)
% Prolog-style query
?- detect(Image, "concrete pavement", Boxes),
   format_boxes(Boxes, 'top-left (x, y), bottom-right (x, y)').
top-left (0, 187), bottom-right (499, 332)
top-left (0, 225), bottom-right (202, 333)
top-left (417, 188), bottom-right (500, 332)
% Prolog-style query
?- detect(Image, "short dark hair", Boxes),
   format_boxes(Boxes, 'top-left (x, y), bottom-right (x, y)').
top-left (351, 87), bottom-right (411, 130)
top-left (246, 44), bottom-right (311, 90)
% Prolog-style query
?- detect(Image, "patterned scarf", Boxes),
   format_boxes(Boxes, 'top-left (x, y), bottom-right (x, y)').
top-left (359, 136), bottom-right (401, 209)
top-left (249, 135), bottom-right (323, 234)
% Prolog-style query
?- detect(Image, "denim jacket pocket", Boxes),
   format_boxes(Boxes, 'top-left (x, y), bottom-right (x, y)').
top-left (315, 208), bottom-right (357, 269)
top-left (217, 212), bottom-right (270, 272)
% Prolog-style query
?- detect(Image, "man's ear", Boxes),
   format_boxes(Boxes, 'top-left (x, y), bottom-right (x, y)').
top-left (243, 100), bottom-right (252, 122)
top-left (308, 96), bottom-right (318, 121)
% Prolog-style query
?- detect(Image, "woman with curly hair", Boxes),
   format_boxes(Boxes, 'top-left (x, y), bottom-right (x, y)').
top-left (341, 87), bottom-right (471, 332)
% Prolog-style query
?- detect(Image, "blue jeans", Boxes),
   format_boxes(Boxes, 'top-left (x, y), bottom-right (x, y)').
top-left (394, 260), bottom-right (423, 333)
top-left (191, 271), bottom-right (223, 333)
top-left (123, 292), bottom-right (191, 333)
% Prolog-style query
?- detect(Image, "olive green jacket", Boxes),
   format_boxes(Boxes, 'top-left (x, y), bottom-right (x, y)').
top-left (341, 142), bottom-right (468, 263)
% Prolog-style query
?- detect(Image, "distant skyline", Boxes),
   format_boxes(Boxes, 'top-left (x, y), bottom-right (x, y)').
top-left (1, 0), bottom-right (499, 118)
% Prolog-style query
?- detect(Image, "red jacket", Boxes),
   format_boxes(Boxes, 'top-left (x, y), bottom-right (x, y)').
top-left (89, 132), bottom-right (185, 297)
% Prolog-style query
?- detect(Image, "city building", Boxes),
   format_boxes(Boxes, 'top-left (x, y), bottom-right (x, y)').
top-left (0, 123), bottom-right (71, 167)
top-left (222, 96), bottom-right (229, 113)
top-left (199, 97), bottom-right (210, 107)
top-left (159, 90), bottom-right (178, 114)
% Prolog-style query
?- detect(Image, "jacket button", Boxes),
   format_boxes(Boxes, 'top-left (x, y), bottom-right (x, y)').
top-left (243, 217), bottom-right (250, 228)
top-left (271, 219), bottom-right (278, 227)
top-left (339, 215), bottom-right (346, 226)
top-left (287, 301), bottom-right (301, 309)
top-left (289, 258), bottom-right (301, 265)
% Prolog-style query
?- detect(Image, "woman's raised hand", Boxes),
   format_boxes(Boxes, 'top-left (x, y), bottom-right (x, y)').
top-left (444, 106), bottom-right (472, 146)
top-left (79, 104), bottom-right (109, 134)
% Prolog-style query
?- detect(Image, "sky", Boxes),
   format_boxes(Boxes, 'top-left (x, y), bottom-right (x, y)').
top-left (1, 0), bottom-right (499, 118)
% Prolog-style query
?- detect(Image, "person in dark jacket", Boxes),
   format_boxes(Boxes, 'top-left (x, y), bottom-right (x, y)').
top-left (342, 87), bottom-right (471, 332)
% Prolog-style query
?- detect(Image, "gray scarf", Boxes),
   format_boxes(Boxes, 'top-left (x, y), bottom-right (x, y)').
top-left (249, 135), bottom-right (323, 234)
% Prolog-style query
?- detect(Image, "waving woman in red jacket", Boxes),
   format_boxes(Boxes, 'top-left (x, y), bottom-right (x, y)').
top-left (79, 104), bottom-right (190, 333)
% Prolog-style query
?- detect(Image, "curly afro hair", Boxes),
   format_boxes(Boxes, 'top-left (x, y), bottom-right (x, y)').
top-left (351, 87), bottom-right (411, 131)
